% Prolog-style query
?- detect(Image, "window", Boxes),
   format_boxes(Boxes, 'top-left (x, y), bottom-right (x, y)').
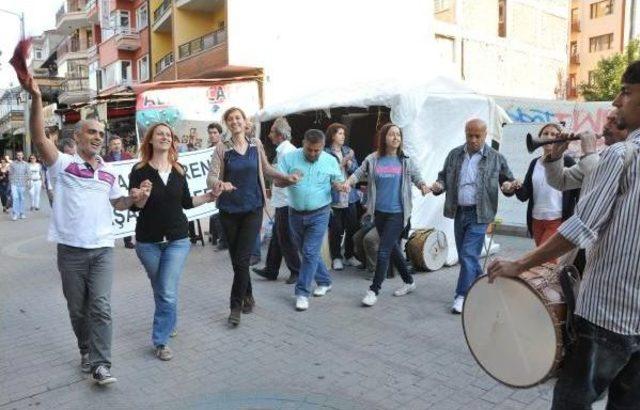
top-left (433, 0), bottom-right (452, 13)
top-left (137, 55), bottom-right (149, 82)
top-left (570, 41), bottom-right (578, 56)
top-left (435, 35), bottom-right (455, 63)
top-left (106, 10), bottom-right (131, 37)
top-left (590, 0), bottom-right (614, 19)
top-left (588, 71), bottom-right (596, 85)
top-left (568, 74), bottom-right (577, 98)
top-left (589, 33), bottom-right (614, 52)
top-left (101, 60), bottom-right (131, 89)
top-left (34, 48), bottom-right (43, 60)
top-left (498, 0), bottom-right (507, 37)
top-left (136, 4), bottom-right (148, 30)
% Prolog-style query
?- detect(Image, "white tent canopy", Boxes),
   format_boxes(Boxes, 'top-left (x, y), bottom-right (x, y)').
top-left (256, 76), bottom-right (510, 265)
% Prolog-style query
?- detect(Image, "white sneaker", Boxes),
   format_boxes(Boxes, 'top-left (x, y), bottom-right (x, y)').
top-left (393, 281), bottom-right (416, 297)
top-left (332, 258), bottom-right (344, 271)
top-left (313, 285), bottom-right (332, 297)
top-left (19, 214), bottom-right (26, 219)
top-left (344, 256), bottom-right (360, 267)
top-left (295, 296), bottom-right (309, 311)
top-left (361, 290), bottom-right (377, 306)
top-left (451, 296), bottom-right (465, 314)
top-left (11, 215), bottom-right (17, 221)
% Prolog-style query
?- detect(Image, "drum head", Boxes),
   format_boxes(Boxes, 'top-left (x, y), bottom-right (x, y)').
top-left (462, 276), bottom-right (559, 388)
top-left (421, 231), bottom-right (447, 271)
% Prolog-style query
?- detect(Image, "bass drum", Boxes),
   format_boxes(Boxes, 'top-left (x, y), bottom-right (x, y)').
top-left (462, 264), bottom-right (567, 388)
top-left (405, 229), bottom-right (448, 271)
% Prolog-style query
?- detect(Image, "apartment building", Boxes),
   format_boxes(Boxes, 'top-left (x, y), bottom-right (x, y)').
top-left (87, 0), bottom-right (150, 96)
top-left (433, 0), bottom-right (570, 99)
top-left (0, 88), bottom-right (25, 154)
top-left (568, 0), bottom-right (640, 99)
top-left (150, 0), bottom-right (238, 82)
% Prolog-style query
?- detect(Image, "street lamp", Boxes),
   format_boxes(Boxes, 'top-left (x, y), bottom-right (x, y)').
top-left (0, 8), bottom-right (30, 156)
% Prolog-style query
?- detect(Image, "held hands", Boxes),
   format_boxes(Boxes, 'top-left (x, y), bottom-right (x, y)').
top-left (487, 259), bottom-right (525, 283)
top-left (419, 183), bottom-right (431, 196)
top-left (286, 173), bottom-right (300, 185)
top-left (501, 179), bottom-right (521, 194)
top-left (335, 181), bottom-right (351, 193)
top-left (130, 179), bottom-right (152, 203)
top-left (430, 181), bottom-right (444, 194)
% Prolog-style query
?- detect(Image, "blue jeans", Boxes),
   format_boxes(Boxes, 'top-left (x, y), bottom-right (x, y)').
top-left (552, 317), bottom-right (640, 409)
top-left (454, 206), bottom-right (488, 298)
top-left (288, 206), bottom-right (332, 297)
top-left (135, 238), bottom-right (191, 347)
top-left (10, 184), bottom-right (26, 217)
top-left (371, 211), bottom-right (413, 294)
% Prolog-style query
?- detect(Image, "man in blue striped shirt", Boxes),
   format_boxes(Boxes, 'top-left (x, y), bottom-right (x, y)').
top-left (488, 61), bottom-right (640, 409)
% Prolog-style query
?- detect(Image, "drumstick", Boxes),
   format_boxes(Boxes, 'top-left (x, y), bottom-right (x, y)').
top-left (482, 218), bottom-right (502, 273)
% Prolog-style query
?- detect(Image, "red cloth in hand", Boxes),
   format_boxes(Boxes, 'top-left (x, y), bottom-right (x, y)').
top-left (9, 38), bottom-right (32, 84)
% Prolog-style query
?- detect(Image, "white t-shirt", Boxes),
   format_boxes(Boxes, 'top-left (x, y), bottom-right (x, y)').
top-left (29, 163), bottom-right (42, 181)
top-left (271, 140), bottom-right (297, 208)
top-left (532, 159), bottom-right (563, 220)
top-left (47, 153), bottom-right (125, 248)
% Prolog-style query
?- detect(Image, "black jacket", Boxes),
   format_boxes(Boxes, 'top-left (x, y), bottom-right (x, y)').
top-left (515, 156), bottom-right (580, 237)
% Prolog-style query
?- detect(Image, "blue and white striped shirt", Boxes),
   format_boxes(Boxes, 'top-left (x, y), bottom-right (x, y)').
top-left (558, 130), bottom-right (640, 335)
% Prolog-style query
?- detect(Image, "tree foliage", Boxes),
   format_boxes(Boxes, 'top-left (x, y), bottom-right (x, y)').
top-left (579, 39), bottom-right (640, 101)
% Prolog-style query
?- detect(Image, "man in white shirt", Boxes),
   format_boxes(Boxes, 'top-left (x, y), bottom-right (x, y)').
top-left (21, 73), bottom-right (144, 386)
top-left (252, 117), bottom-right (301, 284)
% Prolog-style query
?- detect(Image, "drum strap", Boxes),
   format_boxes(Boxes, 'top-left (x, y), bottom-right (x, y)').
top-left (558, 265), bottom-right (580, 344)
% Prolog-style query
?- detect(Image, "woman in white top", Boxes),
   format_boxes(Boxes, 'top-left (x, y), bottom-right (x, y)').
top-left (27, 155), bottom-right (44, 211)
top-left (515, 123), bottom-right (581, 248)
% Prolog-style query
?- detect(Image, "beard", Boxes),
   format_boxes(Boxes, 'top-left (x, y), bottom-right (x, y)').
top-left (616, 115), bottom-right (628, 131)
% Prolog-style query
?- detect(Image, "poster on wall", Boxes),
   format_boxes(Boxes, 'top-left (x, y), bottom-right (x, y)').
top-left (109, 80), bottom-right (262, 237)
top-left (135, 81), bottom-right (261, 148)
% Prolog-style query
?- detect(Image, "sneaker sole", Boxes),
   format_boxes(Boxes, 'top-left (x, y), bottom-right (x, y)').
top-left (295, 306), bottom-right (308, 311)
top-left (313, 288), bottom-right (332, 297)
top-left (93, 377), bottom-right (117, 385)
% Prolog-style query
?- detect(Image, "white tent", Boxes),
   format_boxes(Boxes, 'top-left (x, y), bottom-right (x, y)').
top-left (257, 76), bottom-right (510, 266)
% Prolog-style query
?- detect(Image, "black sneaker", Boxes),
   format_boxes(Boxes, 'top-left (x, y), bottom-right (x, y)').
top-left (91, 365), bottom-right (117, 385)
top-left (80, 353), bottom-right (91, 373)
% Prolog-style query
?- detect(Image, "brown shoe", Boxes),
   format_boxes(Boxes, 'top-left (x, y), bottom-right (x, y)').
top-left (228, 308), bottom-right (241, 327)
top-left (242, 295), bottom-right (255, 314)
top-left (285, 274), bottom-right (298, 285)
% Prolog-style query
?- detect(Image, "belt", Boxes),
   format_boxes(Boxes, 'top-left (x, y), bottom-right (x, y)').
top-left (290, 205), bottom-right (329, 215)
top-left (458, 205), bottom-right (477, 210)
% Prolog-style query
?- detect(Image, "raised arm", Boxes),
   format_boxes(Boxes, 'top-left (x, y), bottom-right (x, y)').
top-left (23, 75), bottom-right (58, 166)
top-left (544, 154), bottom-right (598, 191)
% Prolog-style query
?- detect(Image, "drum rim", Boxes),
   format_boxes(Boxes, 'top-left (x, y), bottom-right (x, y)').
top-left (461, 274), bottom-right (561, 389)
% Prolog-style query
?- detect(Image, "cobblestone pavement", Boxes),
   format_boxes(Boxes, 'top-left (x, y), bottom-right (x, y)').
top-left (0, 206), bottom-right (605, 410)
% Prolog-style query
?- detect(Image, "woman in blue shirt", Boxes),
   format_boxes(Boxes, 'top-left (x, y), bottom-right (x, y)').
top-left (207, 107), bottom-right (297, 326)
top-left (345, 123), bottom-right (430, 307)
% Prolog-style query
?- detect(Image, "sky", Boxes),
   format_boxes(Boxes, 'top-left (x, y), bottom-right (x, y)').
top-left (0, 0), bottom-right (62, 90)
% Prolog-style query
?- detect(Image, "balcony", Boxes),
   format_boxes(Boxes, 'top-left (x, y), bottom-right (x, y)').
top-left (85, 0), bottom-right (99, 23)
top-left (57, 37), bottom-right (88, 63)
top-left (59, 77), bottom-right (90, 105)
top-left (155, 52), bottom-right (175, 76)
top-left (153, 0), bottom-right (173, 32)
top-left (176, 0), bottom-right (224, 12)
top-left (571, 19), bottom-right (581, 32)
top-left (570, 53), bottom-right (580, 65)
top-left (114, 28), bottom-right (141, 51)
top-left (176, 28), bottom-right (227, 79)
top-left (56, 0), bottom-right (90, 33)
top-left (87, 44), bottom-right (99, 63)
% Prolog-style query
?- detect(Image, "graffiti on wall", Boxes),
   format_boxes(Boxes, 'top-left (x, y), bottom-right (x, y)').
top-left (495, 98), bottom-right (613, 134)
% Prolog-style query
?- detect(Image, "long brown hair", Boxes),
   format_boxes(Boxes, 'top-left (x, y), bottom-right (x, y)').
top-left (376, 122), bottom-right (404, 157)
top-left (136, 122), bottom-right (184, 175)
